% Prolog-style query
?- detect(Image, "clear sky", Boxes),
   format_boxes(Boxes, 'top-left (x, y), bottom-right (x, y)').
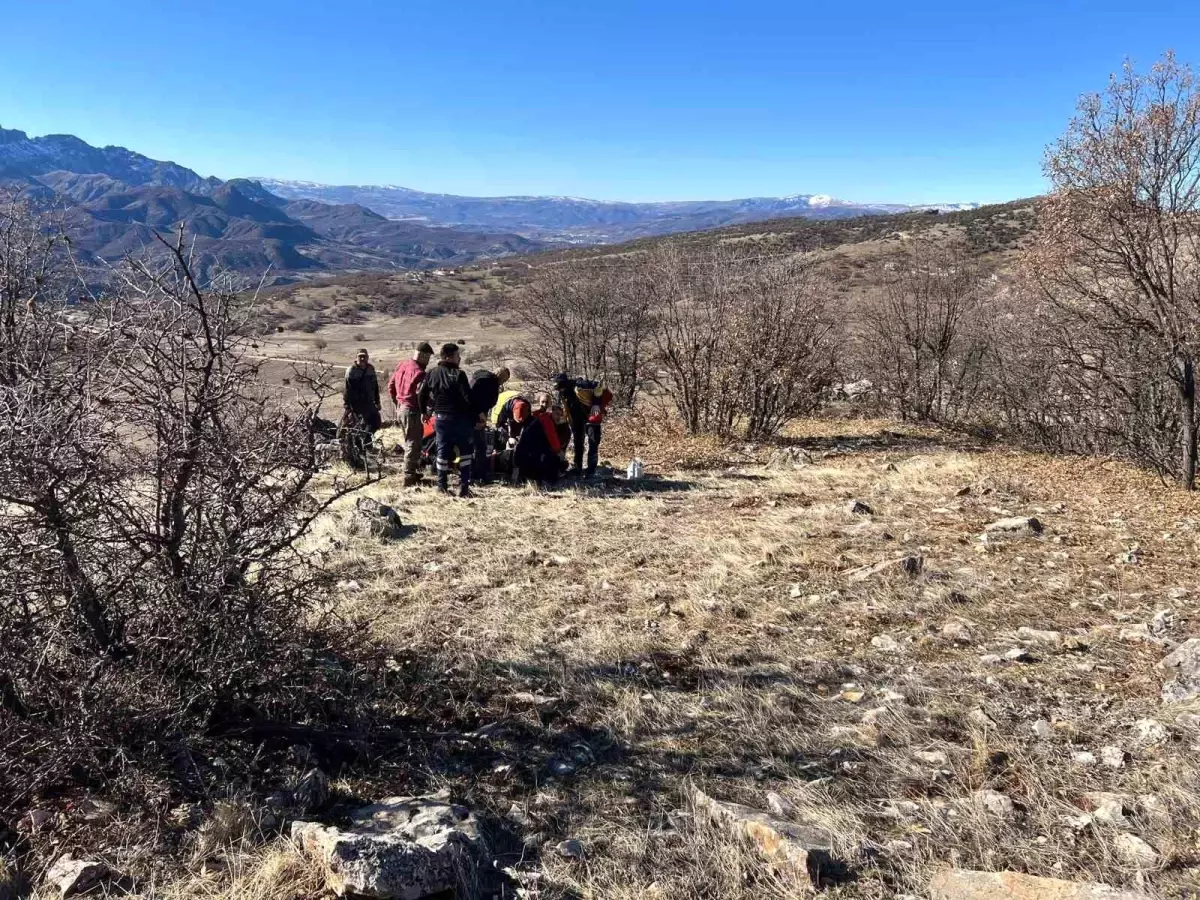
top-left (2, 0), bottom-right (1198, 204)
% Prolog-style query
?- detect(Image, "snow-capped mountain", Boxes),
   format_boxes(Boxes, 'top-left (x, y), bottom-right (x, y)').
top-left (254, 178), bottom-right (979, 243)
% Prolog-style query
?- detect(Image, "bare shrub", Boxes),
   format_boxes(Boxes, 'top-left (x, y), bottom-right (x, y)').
top-left (861, 241), bottom-right (993, 423)
top-left (646, 245), bottom-right (837, 438)
top-left (0, 212), bottom-right (379, 814)
top-left (514, 262), bottom-right (653, 406)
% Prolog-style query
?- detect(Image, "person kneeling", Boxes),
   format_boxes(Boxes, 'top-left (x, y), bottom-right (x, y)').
top-left (513, 393), bottom-right (565, 486)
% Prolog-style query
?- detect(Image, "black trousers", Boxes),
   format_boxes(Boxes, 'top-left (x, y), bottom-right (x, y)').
top-left (571, 421), bottom-right (602, 475)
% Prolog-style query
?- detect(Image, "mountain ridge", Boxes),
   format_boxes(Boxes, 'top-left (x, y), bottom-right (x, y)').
top-left (0, 126), bottom-right (542, 278)
top-left (253, 177), bottom-right (979, 243)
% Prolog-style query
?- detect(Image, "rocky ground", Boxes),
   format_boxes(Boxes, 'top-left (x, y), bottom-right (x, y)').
top-left (11, 419), bottom-right (1200, 899)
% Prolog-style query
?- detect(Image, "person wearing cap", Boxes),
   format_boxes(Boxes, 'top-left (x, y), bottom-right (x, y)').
top-left (553, 374), bottom-right (613, 478)
top-left (343, 348), bottom-right (382, 434)
top-left (387, 341), bottom-right (434, 486)
top-left (418, 343), bottom-right (476, 497)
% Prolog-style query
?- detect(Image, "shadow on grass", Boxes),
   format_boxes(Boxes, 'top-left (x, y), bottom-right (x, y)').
top-left (777, 428), bottom-right (992, 456)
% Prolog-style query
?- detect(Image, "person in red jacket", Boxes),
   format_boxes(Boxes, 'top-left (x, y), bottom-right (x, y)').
top-left (387, 342), bottom-right (434, 486)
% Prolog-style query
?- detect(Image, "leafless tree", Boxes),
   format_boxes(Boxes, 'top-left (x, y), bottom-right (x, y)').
top-left (861, 241), bottom-right (992, 422)
top-left (645, 245), bottom-right (837, 438)
top-left (1033, 52), bottom-right (1200, 488)
top-left (0, 205), bottom-right (379, 811)
top-left (514, 263), bottom-right (652, 404)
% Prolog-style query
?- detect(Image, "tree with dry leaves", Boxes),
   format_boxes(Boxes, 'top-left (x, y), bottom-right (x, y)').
top-left (1033, 52), bottom-right (1200, 488)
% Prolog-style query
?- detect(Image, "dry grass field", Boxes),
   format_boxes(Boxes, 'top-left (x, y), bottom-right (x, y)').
top-left (139, 417), bottom-right (1200, 900)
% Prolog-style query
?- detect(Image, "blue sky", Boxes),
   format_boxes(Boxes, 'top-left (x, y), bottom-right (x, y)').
top-left (1, 0), bottom-right (1197, 203)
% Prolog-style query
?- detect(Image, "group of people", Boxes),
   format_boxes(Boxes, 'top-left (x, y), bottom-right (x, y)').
top-left (341, 342), bottom-right (612, 497)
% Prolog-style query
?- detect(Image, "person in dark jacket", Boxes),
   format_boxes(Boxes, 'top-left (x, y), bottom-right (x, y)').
top-left (468, 367), bottom-right (509, 483)
top-left (513, 399), bottom-right (564, 486)
top-left (553, 374), bottom-right (612, 478)
top-left (343, 348), bottom-right (382, 433)
top-left (418, 343), bottom-right (476, 496)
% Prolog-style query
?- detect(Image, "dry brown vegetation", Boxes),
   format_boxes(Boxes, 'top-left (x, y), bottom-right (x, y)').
top-left (117, 418), bottom-right (1199, 899)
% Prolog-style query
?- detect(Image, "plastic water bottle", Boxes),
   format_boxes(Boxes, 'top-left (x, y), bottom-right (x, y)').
top-left (627, 457), bottom-right (644, 480)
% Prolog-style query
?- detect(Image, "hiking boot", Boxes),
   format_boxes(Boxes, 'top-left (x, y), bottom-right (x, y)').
top-left (403, 473), bottom-right (422, 487)
top-left (436, 473), bottom-right (450, 494)
top-left (458, 485), bottom-right (475, 499)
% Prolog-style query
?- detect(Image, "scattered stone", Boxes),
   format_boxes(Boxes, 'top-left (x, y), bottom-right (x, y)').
top-left (1017, 627), bottom-right (1063, 649)
top-left (880, 689), bottom-right (907, 704)
top-left (983, 516), bottom-right (1044, 536)
top-left (44, 857), bottom-right (112, 898)
top-left (292, 791), bottom-right (487, 900)
top-left (849, 555), bottom-right (923, 582)
top-left (1005, 647), bottom-right (1036, 663)
top-left (1132, 719), bottom-right (1168, 746)
top-left (955, 486), bottom-right (972, 497)
top-left (871, 634), bottom-right (903, 653)
top-left (74, 798), bottom-right (118, 823)
top-left (555, 839), bottom-right (585, 860)
top-left (1071, 751), bottom-right (1097, 766)
top-left (980, 654), bottom-right (1005, 667)
top-left (1031, 719), bottom-right (1054, 740)
top-left (1148, 609), bottom-right (1174, 637)
top-left (1118, 547), bottom-right (1142, 565)
top-left (692, 787), bottom-right (833, 883)
top-left (765, 792), bottom-right (794, 819)
top-left (1083, 793), bottom-right (1130, 828)
top-left (1100, 746), bottom-right (1126, 770)
top-left (356, 497), bottom-right (403, 540)
top-left (767, 447), bottom-right (815, 470)
top-left (972, 790), bottom-right (1015, 818)
top-left (929, 868), bottom-right (1146, 899)
top-left (943, 621), bottom-right (974, 644)
top-left (1159, 638), bottom-right (1200, 702)
top-left (913, 749), bottom-right (949, 766)
top-left (841, 689), bottom-right (865, 703)
top-left (337, 579), bottom-right (362, 591)
top-left (848, 500), bottom-right (874, 515)
top-left (1063, 635), bottom-right (1091, 653)
top-left (1167, 587), bottom-right (1190, 600)
top-left (1113, 833), bottom-right (1159, 869)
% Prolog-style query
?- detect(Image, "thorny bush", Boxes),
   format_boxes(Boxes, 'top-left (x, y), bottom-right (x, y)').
top-left (0, 206), bottom-right (380, 815)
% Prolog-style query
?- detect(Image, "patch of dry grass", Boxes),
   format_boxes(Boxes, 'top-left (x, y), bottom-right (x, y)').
top-left (147, 419), bottom-right (1200, 898)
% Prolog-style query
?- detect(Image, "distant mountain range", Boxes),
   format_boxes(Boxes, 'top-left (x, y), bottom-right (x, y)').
top-left (0, 124), bottom-right (979, 278)
top-left (0, 127), bottom-right (541, 279)
top-left (255, 178), bottom-right (979, 243)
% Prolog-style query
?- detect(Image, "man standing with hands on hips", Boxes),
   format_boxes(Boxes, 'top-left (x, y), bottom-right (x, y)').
top-left (387, 341), bottom-right (434, 487)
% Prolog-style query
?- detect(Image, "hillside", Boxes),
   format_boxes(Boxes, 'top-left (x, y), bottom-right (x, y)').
top-left (256, 176), bottom-right (980, 243)
top-left (252, 198), bottom-right (1036, 377)
top-left (69, 418), bottom-right (1200, 900)
top-left (0, 127), bottom-right (544, 278)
